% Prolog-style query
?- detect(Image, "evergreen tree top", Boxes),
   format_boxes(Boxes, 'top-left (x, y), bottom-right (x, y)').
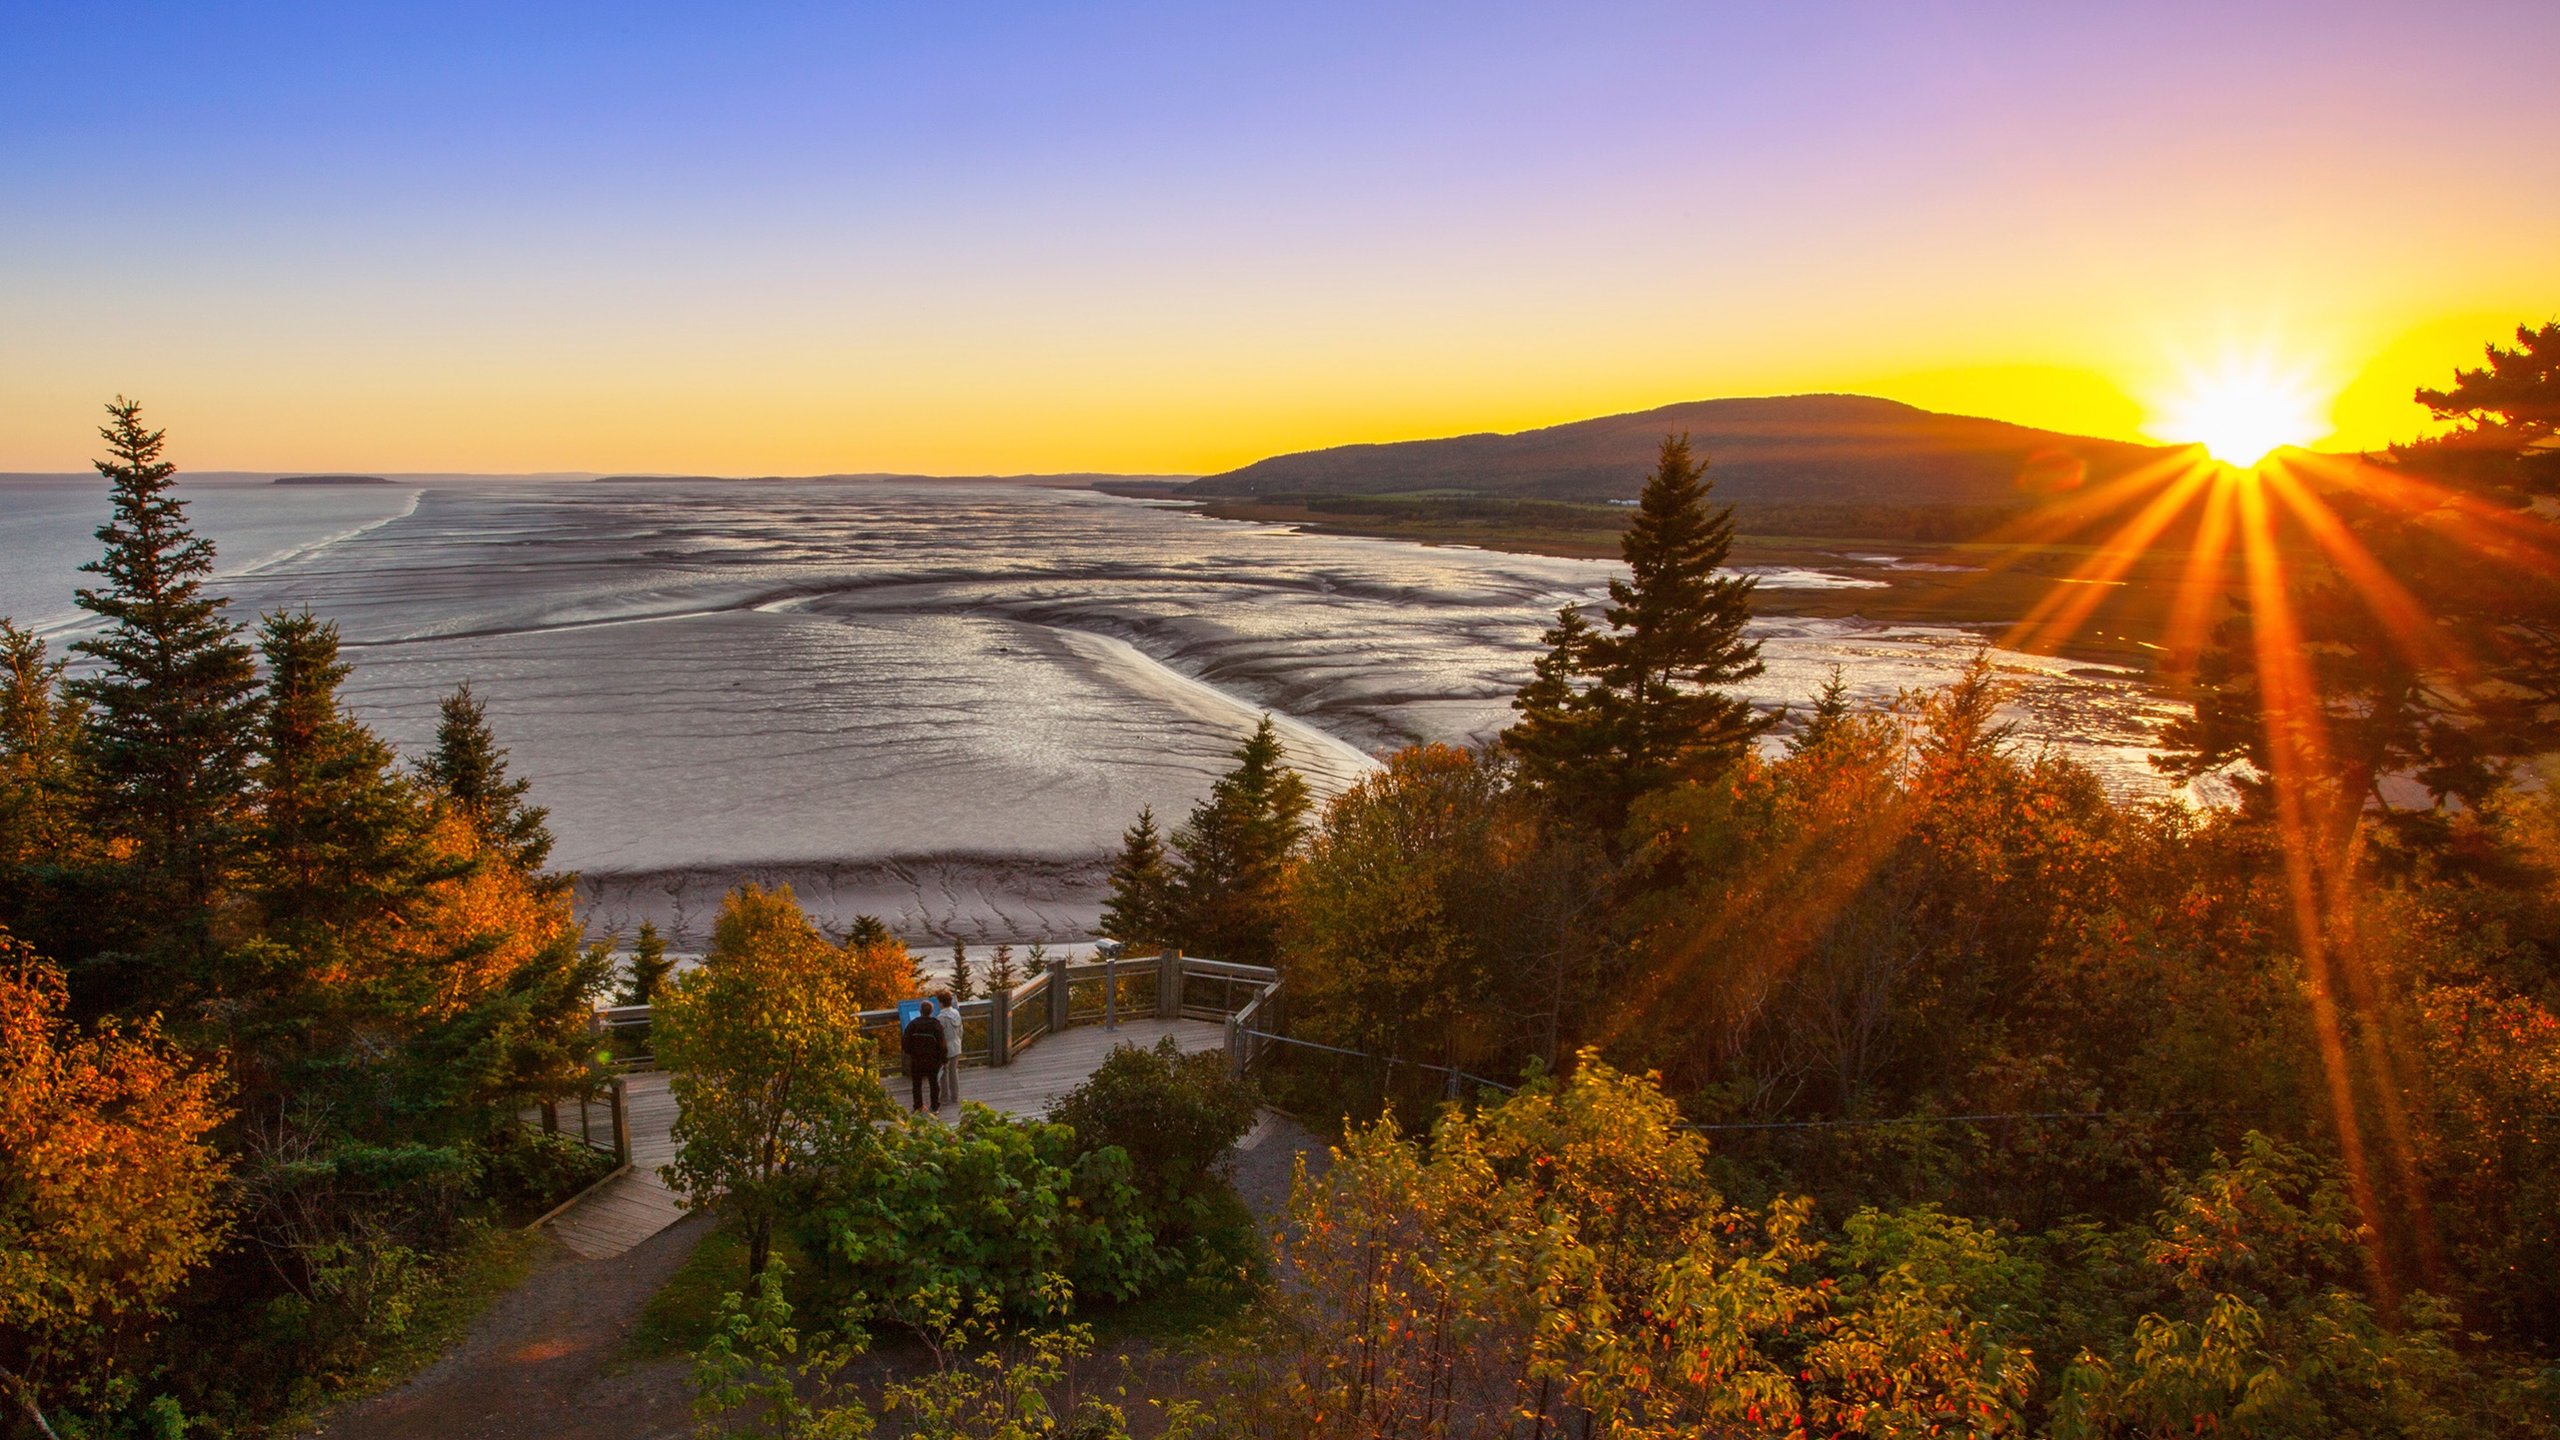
top-left (1788, 665), bottom-right (1855, 756)
top-left (419, 681), bottom-right (554, 874)
top-left (72, 398), bottom-right (239, 671)
top-left (1595, 434), bottom-right (1763, 691)
top-left (1206, 716), bottom-right (1311, 833)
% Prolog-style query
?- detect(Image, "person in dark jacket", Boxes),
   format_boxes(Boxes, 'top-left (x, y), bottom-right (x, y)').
top-left (901, 999), bottom-right (947, 1111)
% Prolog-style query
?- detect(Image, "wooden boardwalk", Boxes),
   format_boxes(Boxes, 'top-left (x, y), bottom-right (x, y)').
top-left (921, 1016), bottom-right (1224, 1119)
top-left (543, 1074), bottom-right (685, 1260)
top-left (538, 1017), bottom-right (1226, 1259)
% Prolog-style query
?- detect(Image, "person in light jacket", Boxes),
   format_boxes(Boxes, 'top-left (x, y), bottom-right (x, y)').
top-left (935, 988), bottom-right (964, 1108)
top-left (901, 999), bottom-right (947, 1112)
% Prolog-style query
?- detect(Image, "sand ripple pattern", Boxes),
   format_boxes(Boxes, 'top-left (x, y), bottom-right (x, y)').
top-left (209, 482), bottom-right (2174, 943)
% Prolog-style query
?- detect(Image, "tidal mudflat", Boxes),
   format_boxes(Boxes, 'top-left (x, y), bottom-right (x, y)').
top-left (6, 478), bottom-right (2177, 946)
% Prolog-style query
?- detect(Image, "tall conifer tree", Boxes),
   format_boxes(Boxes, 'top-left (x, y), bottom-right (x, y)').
top-left (1099, 805), bottom-right (1176, 946)
top-left (1504, 434), bottom-right (1767, 834)
top-left (417, 682), bottom-right (553, 875)
top-left (1170, 716), bottom-right (1310, 965)
top-left (68, 399), bottom-right (262, 962)
top-left (253, 610), bottom-right (434, 940)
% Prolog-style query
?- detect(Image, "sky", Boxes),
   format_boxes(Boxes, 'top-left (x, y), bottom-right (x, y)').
top-left (3, 1), bottom-right (2554, 476)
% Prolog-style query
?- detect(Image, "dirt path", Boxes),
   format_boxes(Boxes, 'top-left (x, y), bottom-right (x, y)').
top-left (1230, 1109), bottom-right (1328, 1222)
top-left (309, 1214), bottom-right (710, 1440)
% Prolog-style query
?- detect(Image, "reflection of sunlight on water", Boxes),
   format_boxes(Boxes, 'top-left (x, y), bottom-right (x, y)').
top-left (18, 479), bottom-right (2181, 932)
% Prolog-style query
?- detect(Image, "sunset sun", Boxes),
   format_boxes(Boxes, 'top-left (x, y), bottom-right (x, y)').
top-left (2149, 355), bottom-right (2334, 468)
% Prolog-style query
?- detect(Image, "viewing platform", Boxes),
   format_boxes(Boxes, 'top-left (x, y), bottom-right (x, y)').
top-left (527, 952), bottom-right (1281, 1259)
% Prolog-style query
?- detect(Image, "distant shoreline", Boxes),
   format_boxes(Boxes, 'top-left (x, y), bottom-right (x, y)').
top-left (1176, 493), bottom-right (2176, 673)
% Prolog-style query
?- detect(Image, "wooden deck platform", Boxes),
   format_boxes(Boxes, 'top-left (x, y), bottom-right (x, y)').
top-left (919, 1016), bottom-right (1225, 1120)
top-left (538, 1017), bottom-right (1226, 1259)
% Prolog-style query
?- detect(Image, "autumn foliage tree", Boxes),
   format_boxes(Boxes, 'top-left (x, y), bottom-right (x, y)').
top-left (657, 884), bottom-right (892, 1280)
top-left (0, 935), bottom-right (229, 1437)
top-left (837, 918), bottom-right (915, 1009)
top-left (1248, 1060), bottom-right (2529, 1440)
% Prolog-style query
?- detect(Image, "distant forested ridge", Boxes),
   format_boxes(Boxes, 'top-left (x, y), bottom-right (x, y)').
top-left (1192, 393), bottom-right (2181, 506)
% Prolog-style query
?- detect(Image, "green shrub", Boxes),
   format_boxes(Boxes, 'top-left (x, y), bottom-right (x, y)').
top-left (796, 1106), bottom-right (1161, 1323)
top-left (477, 1126), bottom-right (615, 1220)
top-left (1044, 1038), bottom-right (1256, 1253)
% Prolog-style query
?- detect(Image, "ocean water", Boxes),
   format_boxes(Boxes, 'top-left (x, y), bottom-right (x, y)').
top-left (0, 478), bottom-right (2179, 946)
top-left (0, 476), bottom-right (421, 634)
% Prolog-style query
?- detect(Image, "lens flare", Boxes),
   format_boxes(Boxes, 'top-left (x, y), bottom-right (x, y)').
top-left (2147, 353), bottom-right (2334, 468)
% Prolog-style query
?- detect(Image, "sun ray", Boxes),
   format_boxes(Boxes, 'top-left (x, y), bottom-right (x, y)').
top-left (2001, 457), bottom-right (2220, 654)
top-left (2229, 471), bottom-right (2398, 1297)
top-left (2158, 467), bottom-right (2241, 671)
top-left (2288, 450), bottom-right (2560, 581)
top-left (2258, 461), bottom-right (2468, 676)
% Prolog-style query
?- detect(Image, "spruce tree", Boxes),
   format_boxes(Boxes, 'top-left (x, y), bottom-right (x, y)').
top-left (1170, 716), bottom-right (1311, 966)
top-left (1098, 805), bottom-right (1176, 946)
top-left (418, 682), bottom-right (553, 873)
top-left (1504, 434), bottom-right (1767, 834)
top-left (949, 938), bottom-right (975, 1000)
top-left (0, 622), bottom-right (89, 870)
top-left (988, 942), bottom-right (1018, 991)
top-left (1787, 666), bottom-right (1855, 757)
top-left (253, 609), bottom-right (434, 939)
top-left (623, 919), bottom-right (674, 1005)
top-left (68, 399), bottom-right (263, 959)
top-left (1501, 604), bottom-right (1607, 801)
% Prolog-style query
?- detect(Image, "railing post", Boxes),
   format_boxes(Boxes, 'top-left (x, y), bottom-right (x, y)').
top-left (989, 988), bottom-right (1011, 1067)
top-left (1103, 952), bottom-right (1118, 1030)
top-left (1225, 1012), bottom-right (1242, 1078)
top-left (1048, 956), bottom-right (1070, 1034)
top-left (1159, 947), bottom-right (1180, 1018)
top-left (610, 1076), bottom-right (630, 1167)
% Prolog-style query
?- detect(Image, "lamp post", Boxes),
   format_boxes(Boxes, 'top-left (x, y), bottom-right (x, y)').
top-left (1097, 938), bottom-right (1122, 1031)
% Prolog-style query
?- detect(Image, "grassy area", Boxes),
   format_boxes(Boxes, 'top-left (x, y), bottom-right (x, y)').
top-left (627, 1225), bottom-right (803, 1359)
top-left (281, 1222), bottom-right (552, 1426)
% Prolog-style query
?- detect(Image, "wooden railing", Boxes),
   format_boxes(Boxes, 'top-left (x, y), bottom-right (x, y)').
top-left (526, 1077), bottom-right (630, 1166)
top-left (591, 948), bottom-right (1284, 1079)
top-left (1222, 971), bottom-right (1285, 1079)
